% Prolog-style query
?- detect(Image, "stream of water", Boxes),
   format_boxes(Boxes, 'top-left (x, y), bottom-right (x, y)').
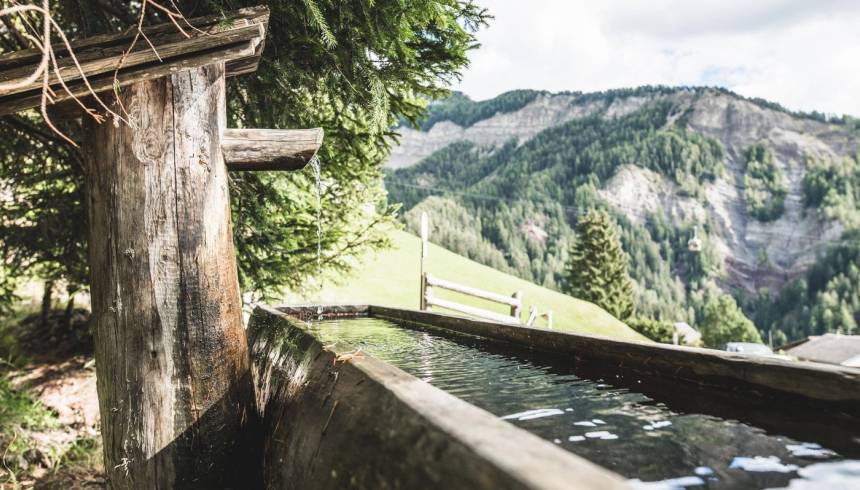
top-left (309, 155), bottom-right (322, 280)
top-left (306, 316), bottom-right (860, 490)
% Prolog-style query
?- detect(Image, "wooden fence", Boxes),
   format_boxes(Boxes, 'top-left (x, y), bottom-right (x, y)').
top-left (422, 272), bottom-right (523, 325)
top-left (418, 212), bottom-right (552, 328)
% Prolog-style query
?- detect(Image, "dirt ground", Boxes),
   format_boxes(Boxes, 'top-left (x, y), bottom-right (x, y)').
top-left (1, 310), bottom-right (104, 489)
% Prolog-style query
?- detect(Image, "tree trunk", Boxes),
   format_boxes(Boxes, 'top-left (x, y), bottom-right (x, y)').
top-left (40, 279), bottom-right (54, 330)
top-left (84, 63), bottom-right (256, 489)
top-left (62, 293), bottom-right (75, 330)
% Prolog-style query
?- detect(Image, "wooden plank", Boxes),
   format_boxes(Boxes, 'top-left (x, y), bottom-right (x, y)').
top-left (0, 40), bottom-right (256, 117)
top-left (0, 6), bottom-right (268, 116)
top-left (223, 128), bottom-right (324, 171)
top-left (425, 273), bottom-right (521, 308)
top-left (0, 6), bottom-right (269, 71)
top-left (0, 24), bottom-right (263, 95)
top-left (526, 306), bottom-right (538, 327)
top-left (426, 296), bottom-right (520, 325)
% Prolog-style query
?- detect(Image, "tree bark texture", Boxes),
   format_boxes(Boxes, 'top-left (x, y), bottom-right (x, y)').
top-left (84, 63), bottom-right (256, 489)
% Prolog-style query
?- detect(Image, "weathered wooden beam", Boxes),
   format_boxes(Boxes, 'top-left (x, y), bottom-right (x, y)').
top-left (1, 41), bottom-right (257, 118)
top-left (223, 128), bottom-right (324, 171)
top-left (0, 6), bottom-right (269, 116)
top-left (85, 62), bottom-right (257, 489)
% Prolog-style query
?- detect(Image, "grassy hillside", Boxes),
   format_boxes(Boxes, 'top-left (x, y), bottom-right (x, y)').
top-left (285, 229), bottom-right (645, 341)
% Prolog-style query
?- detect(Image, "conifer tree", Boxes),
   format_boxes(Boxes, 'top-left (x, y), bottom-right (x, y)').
top-left (0, 0), bottom-right (490, 307)
top-left (564, 210), bottom-right (634, 320)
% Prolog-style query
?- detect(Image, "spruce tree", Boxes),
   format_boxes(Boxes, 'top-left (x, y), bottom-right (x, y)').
top-left (564, 210), bottom-right (634, 320)
top-left (700, 294), bottom-right (762, 348)
top-left (0, 0), bottom-right (490, 306)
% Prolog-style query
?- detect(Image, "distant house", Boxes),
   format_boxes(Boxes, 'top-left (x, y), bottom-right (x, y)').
top-left (673, 322), bottom-right (702, 346)
top-left (783, 334), bottom-right (860, 368)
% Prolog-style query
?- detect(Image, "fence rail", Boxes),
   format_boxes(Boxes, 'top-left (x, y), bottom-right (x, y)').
top-left (423, 272), bottom-right (522, 324)
top-left (418, 211), bottom-right (551, 328)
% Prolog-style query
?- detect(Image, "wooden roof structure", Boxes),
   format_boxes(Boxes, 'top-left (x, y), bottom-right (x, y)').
top-left (0, 6), bottom-right (267, 116)
top-left (0, 5), bottom-right (322, 170)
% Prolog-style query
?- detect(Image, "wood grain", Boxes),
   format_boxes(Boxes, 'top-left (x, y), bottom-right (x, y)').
top-left (223, 128), bottom-right (323, 171)
top-left (84, 64), bottom-right (256, 489)
top-left (249, 305), bottom-right (628, 490)
top-left (0, 6), bottom-right (268, 116)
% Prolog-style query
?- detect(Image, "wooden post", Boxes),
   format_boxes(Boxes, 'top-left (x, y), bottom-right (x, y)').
top-left (424, 273), bottom-right (433, 312)
top-left (511, 291), bottom-right (523, 321)
top-left (0, 6), bottom-right (330, 489)
top-left (0, 9), bottom-right (328, 488)
top-left (84, 63), bottom-right (255, 488)
top-left (419, 212), bottom-right (429, 310)
top-left (527, 306), bottom-right (538, 327)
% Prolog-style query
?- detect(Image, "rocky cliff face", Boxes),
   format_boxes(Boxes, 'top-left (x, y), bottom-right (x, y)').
top-left (386, 88), bottom-right (859, 293)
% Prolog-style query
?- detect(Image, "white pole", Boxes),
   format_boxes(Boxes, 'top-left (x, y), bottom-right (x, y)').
top-left (419, 212), bottom-right (429, 310)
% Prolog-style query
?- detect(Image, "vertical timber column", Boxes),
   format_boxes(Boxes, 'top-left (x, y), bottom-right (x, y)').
top-left (85, 63), bottom-right (255, 489)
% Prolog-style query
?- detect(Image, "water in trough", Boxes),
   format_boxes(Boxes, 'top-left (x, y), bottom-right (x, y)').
top-left (306, 316), bottom-right (860, 490)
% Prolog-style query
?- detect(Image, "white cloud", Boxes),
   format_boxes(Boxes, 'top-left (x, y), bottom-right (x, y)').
top-left (454, 0), bottom-right (860, 117)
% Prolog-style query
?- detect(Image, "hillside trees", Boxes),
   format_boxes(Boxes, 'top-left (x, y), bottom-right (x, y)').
top-left (388, 88), bottom-right (860, 343)
top-left (413, 90), bottom-right (547, 130)
top-left (744, 144), bottom-right (786, 221)
top-left (803, 154), bottom-right (860, 227)
top-left (563, 210), bottom-right (634, 320)
top-left (0, 0), bottom-right (490, 308)
top-left (389, 99), bottom-right (726, 293)
top-left (626, 316), bottom-right (676, 343)
top-left (700, 294), bottom-right (762, 348)
top-left (750, 231), bottom-right (860, 339)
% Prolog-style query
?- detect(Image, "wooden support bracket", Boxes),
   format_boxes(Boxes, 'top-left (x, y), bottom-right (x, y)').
top-left (223, 128), bottom-right (324, 171)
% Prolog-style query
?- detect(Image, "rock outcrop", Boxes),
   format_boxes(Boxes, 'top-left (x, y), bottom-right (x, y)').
top-left (386, 88), bottom-right (859, 292)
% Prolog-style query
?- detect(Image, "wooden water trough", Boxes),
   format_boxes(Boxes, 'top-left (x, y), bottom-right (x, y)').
top-left (249, 304), bottom-right (628, 490)
top-left (250, 303), bottom-right (860, 490)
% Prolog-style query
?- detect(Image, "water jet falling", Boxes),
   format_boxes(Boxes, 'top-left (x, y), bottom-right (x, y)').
top-left (309, 155), bottom-right (323, 282)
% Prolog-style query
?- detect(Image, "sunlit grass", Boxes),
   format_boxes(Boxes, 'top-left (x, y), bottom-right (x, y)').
top-left (287, 229), bottom-right (646, 341)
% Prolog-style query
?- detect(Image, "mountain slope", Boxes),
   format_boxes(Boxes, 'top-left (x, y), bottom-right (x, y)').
top-left (284, 229), bottom-right (645, 341)
top-left (385, 87), bottom-right (860, 342)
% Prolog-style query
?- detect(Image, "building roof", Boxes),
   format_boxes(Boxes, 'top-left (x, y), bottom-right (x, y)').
top-left (785, 334), bottom-right (860, 367)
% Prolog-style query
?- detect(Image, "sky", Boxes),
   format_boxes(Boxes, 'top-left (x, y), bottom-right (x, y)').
top-left (453, 0), bottom-right (860, 117)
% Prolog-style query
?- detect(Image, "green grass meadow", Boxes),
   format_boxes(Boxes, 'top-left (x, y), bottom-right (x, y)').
top-left (286, 229), bottom-right (645, 341)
